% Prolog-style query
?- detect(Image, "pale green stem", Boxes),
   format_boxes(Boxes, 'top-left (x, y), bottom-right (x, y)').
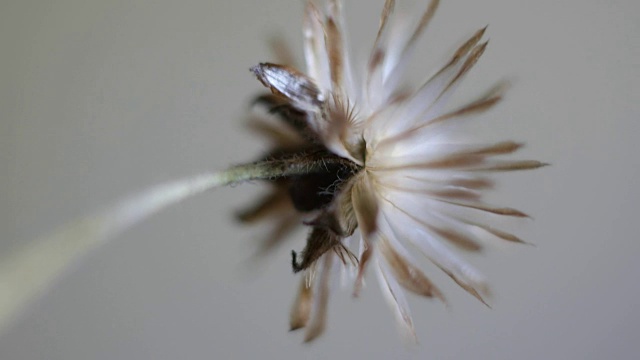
top-left (0, 158), bottom-right (343, 334)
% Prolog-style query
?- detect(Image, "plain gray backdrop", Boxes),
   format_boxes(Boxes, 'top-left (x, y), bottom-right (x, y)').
top-left (1, 0), bottom-right (638, 359)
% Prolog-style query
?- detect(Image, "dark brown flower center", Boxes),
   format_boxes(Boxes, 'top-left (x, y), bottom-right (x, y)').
top-left (288, 161), bottom-right (355, 212)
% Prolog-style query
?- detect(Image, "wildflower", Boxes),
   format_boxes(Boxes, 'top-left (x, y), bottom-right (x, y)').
top-left (0, 0), bottom-right (544, 343)
top-left (245, 0), bottom-right (545, 341)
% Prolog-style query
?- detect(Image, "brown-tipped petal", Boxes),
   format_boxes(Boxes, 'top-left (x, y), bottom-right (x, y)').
top-left (375, 86), bottom-right (503, 150)
top-left (379, 194), bottom-right (481, 252)
top-left (401, 174), bottom-right (494, 191)
top-left (469, 141), bottom-right (524, 156)
top-left (450, 216), bottom-right (531, 245)
top-left (379, 80), bottom-right (505, 142)
top-left (448, 176), bottom-right (494, 190)
top-left (470, 222), bottom-right (529, 245)
top-left (429, 26), bottom-right (486, 81)
top-left (290, 276), bottom-right (313, 331)
top-left (449, 177), bottom-right (494, 190)
top-left (434, 263), bottom-right (491, 307)
top-left (468, 160), bottom-right (549, 172)
top-left (367, 0), bottom-right (395, 73)
top-left (325, 17), bottom-right (344, 87)
top-left (426, 224), bottom-right (483, 252)
top-left (376, 258), bottom-right (418, 342)
top-left (373, 153), bottom-right (484, 172)
top-left (405, 0), bottom-right (440, 51)
top-left (365, 0), bottom-right (395, 95)
top-left (374, 0), bottom-right (395, 49)
top-left (437, 199), bottom-right (530, 218)
top-left (439, 41), bottom-right (488, 98)
top-left (251, 63), bottom-right (324, 112)
top-left (327, 0), bottom-right (356, 95)
top-left (427, 187), bottom-right (481, 202)
top-left (381, 181), bottom-right (481, 202)
top-left (303, 1), bottom-right (331, 89)
top-left (381, 22), bottom-right (484, 134)
top-left (385, 141), bottom-right (524, 170)
top-left (452, 27), bottom-right (487, 63)
top-left (304, 254), bottom-right (334, 342)
top-left (353, 245), bottom-right (372, 297)
top-left (428, 95), bottom-right (502, 127)
top-left (379, 237), bottom-right (447, 303)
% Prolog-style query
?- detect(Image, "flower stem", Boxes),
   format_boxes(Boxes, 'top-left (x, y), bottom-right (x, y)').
top-left (0, 155), bottom-right (355, 334)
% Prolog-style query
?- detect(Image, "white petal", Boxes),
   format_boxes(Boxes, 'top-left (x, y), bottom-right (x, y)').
top-left (375, 254), bottom-right (417, 342)
top-left (326, 0), bottom-right (357, 99)
top-left (380, 202), bottom-right (490, 305)
top-left (304, 252), bottom-right (334, 342)
top-left (382, 0), bottom-right (440, 93)
top-left (303, 1), bottom-right (332, 91)
top-left (371, 28), bottom-right (488, 139)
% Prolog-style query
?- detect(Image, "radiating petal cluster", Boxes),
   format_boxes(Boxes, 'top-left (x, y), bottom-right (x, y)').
top-left (245, 0), bottom-right (544, 342)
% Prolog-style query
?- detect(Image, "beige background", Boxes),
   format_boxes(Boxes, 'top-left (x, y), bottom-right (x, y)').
top-left (1, 0), bottom-right (638, 359)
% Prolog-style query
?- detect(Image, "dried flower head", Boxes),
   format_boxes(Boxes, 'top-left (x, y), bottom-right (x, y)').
top-left (243, 0), bottom-right (545, 342)
top-left (0, 0), bottom-right (544, 343)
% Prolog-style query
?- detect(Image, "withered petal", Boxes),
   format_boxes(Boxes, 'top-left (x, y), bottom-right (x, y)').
top-left (448, 176), bottom-right (494, 190)
top-left (367, 0), bottom-right (395, 77)
top-left (353, 245), bottom-right (372, 298)
top-left (251, 63), bottom-right (324, 112)
top-left (379, 194), bottom-right (482, 252)
top-left (325, 17), bottom-right (344, 88)
top-left (461, 219), bottom-right (530, 245)
top-left (373, 0), bottom-right (395, 51)
top-left (426, 224), bottom-right (483, 252)
top-left (428, 95), bottom-right (502, 126)
top-left (445, 26), bottom-right (487, 71)
top-left (406, 0), bottom-right (440, 52)
top-left (376, 257), bottom-right (418, 342)
top-left (303, 1), bottom-right (330, 89)
top-left (434, 262), bottom-right (492, 307)
top-left (468, 141), bottom-right (524, 156)
top-left (423, 26), bottom-right (486, 89)
top-left (304, 253), bottom-right (334, 342)
top-left (467, 160), bottom-right (549, 172)
top-left (379, 237), bottom-right (447, 303)
top-left (437, 199), bottom-right (530, 218)
top-left (290, 276), bottom-right (313, 331)
top-left (439, 41), bottom-right (489, 98)
top-left (373, 153), bottom-right (484, 171)
top-left (377, 80), bottom-right (505, 149)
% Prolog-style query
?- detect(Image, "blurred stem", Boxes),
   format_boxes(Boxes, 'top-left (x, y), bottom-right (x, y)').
top-left (0, 152), bottom-right (357, 334)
